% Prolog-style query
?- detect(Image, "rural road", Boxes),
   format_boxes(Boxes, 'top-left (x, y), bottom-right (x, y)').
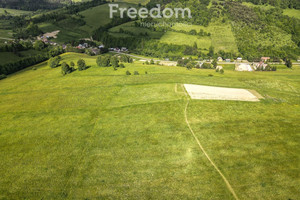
top-left (110, 52), bottom-right (300, 65)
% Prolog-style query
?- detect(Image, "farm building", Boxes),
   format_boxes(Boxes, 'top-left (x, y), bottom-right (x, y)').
top-left (235, 63), bottom-right (253, 71)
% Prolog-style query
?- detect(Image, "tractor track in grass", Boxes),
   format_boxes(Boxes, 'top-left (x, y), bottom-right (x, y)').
top-left (183, 87), bottom-right (239, 200)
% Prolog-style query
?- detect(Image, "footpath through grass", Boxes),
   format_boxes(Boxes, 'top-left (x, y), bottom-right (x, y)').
top-left (0, 53), bottom-right (299, 199)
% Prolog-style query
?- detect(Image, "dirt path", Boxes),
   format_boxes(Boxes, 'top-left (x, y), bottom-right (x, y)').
top-left (184, 98), bottom-right (239, 200)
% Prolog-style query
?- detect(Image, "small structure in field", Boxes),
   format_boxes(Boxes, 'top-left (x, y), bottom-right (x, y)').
top-left (235, 63), bottom-right (253, 71)
top-left (261, 57), bottom-right (270, 62)
top-left (225, 59), bottom-right (231, 62)
top-left (217, 57), bottom-right (223, 62)
top-left (253, 61), bottom-right (268, 70)
top-left (236, 57), bottom-right (242, 62)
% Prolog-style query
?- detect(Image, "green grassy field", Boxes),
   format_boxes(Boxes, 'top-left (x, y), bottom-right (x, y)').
top-left (171, 22), bottom-right (239, 53)
top-left (160, 31), bottom-right (212, 50)
top-left (0, 53), bottom-right (299, 199)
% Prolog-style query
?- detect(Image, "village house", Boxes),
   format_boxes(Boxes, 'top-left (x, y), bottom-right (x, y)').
top-left (217, 57), bottom-right (223, 62)
top-left (236, 57), bottom-right (242, 62)
top-left (225, 59), bottom-right (231, 62)
top-left (121, 47), bottom-right (128, 52)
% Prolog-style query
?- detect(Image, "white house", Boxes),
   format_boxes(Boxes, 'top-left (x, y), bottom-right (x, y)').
top-left (236, 57), bottom-right (242, 62)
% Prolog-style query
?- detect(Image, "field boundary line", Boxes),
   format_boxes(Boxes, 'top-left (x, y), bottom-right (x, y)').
top-left (184, 100), bottom-right (239, 200)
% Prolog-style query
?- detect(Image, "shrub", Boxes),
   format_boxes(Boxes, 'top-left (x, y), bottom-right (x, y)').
top-left (61, 62), bottom-right (73, 75)
top-left (48, 56), bottom-right (61, 68)
top-left (70, 61), bottom-right (75, 68)
top-left (145, 71), bottom-right (148, 74)
top-left (0, 74), bottom-right (7, 80)
top-left (126, 70), bottom-right (131, 75)
top-left (215, 68), bottom-right (219, 72)
top-left (150, 59), bottom-right (154, 64)
top-left (145, 61), bottom-right (149, 65)
top-left (119, 63), bottom-right (125, 68)
top-left (285, 59), bottom-right (292, 68)
top-left (32, 67), bottom-right (37, 70)
top-left (111, 56), bottom-right (119, 68)
top-left (97, 55), bottom-right (111, 67)
top-left (186, 62), bottom-right (193, 70)
top-left (77, 59), bottom-right (87, 71)
top-left (202, 63), bottom-right (212, 69)
top-left (220, 69), bottom-right (224, 74)
top-left (212, 59), bottom-right (217, 68)
top-left (134, 71), bottom-right (139, 75)
top-left (208, 74), bottom-right (214, 77)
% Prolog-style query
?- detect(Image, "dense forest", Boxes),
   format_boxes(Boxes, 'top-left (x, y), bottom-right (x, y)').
top-left (0, 0), bottom-right (75, 10)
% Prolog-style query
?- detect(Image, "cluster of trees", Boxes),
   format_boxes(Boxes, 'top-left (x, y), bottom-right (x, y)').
top-left (0, 40), bottom-right (64, 75)
top-left (177, 58), bottom-right (214, 70)
top-left (0, 54), bottom-right (48, 75)
top-left (48, 57), bottom-right (87, 75)
top-left (171, 29), bottom-right (211, 37)
top-left (225, 2), bottom-right (300, 60)
top-left (61, 62), bottom-right (75, 75)
top-left (0, 0), bottom-right (107, 11)
top-left (93, 16), bottom-right (138, 48)
top-left (240, 0), bottom-right (299, 9)
top-left (48, 56), bottom-right (61, 68)
top-left (0, 40), bottom-right (33, 52)
top-left (96, 54), bottom-right (132, 69)
top-left (255, 65), bottom-right (277, 71)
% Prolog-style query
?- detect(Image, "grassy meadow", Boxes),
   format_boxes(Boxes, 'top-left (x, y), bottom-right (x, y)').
top-left (0, 53), bottom-right (299, 199)
top-left (171, 22), bottom-right (239, 53)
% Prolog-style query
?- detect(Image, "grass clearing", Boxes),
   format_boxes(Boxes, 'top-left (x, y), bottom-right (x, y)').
top-left (0, 53), bottom-right (299, 199)
top-left (171, 22), bottom-right (238, 53)
top-left (160, 32), bottom-right (212, 50)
